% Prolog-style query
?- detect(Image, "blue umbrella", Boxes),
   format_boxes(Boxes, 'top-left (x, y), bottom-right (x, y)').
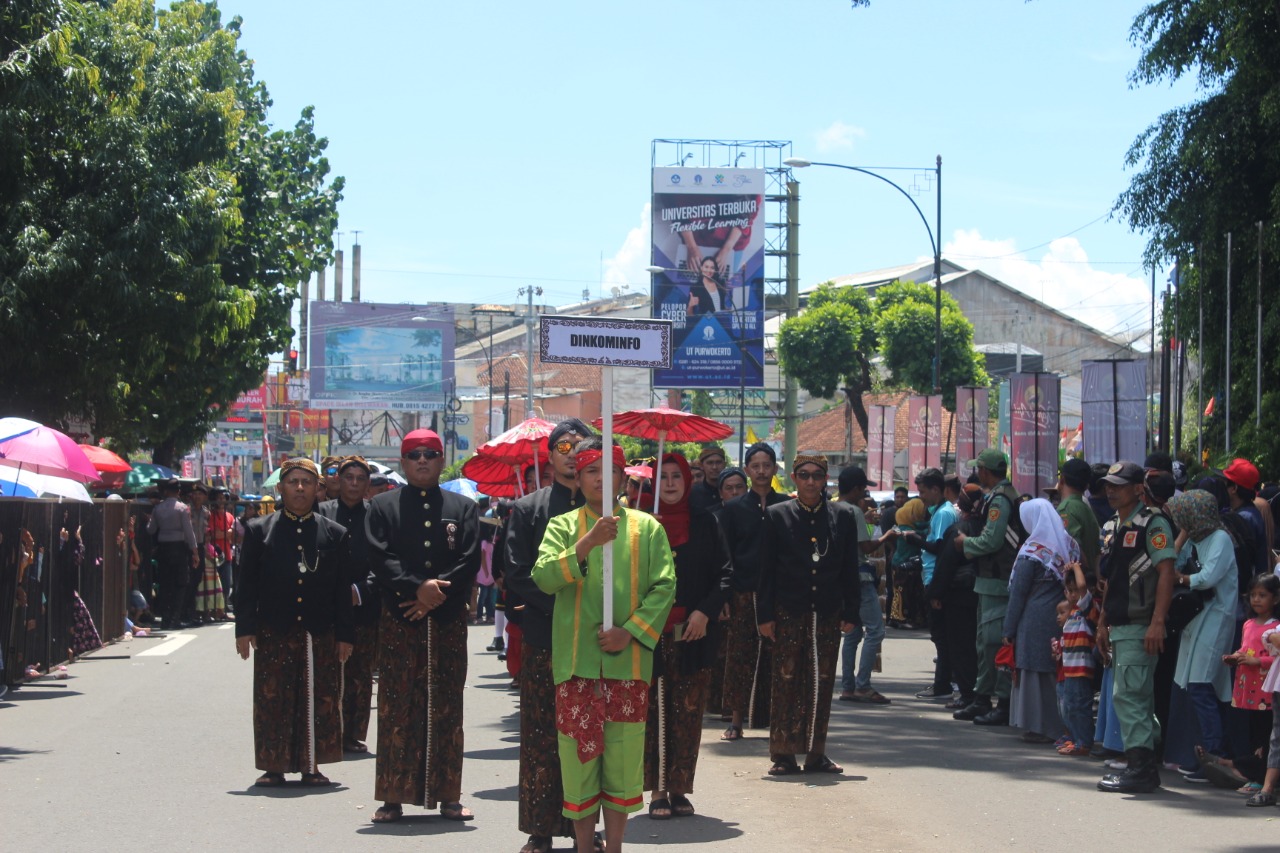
top-left (440, 478), bottom-right (481, 500)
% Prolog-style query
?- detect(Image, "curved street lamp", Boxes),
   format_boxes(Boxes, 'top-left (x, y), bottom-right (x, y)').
top-left (783, 156), bottom-right (943, 393)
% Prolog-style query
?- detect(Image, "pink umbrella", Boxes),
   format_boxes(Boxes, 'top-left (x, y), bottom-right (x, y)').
top-left (0, 426), bottom-right (100, 483)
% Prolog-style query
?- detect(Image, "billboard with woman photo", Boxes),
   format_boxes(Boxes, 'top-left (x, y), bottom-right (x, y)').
top-left (650, 167), bottom-right (765, 389)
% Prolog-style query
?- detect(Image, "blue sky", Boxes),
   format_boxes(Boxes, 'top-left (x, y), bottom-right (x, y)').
top-left (215, 0), bottom-right (1197, 350)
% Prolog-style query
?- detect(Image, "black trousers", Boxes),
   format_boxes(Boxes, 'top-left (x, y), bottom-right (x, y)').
top-left (928, 603), bottom-right (951, 692)
top-left (154, 542), bottom-right (191, 628)
top-left (941, 587), bottom-right (978, 702)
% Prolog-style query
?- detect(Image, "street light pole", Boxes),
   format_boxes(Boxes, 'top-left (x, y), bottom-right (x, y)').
top-left (783, 156), bottom-right (943, 393)
top-left (518, 286), bottom-right (543, 419)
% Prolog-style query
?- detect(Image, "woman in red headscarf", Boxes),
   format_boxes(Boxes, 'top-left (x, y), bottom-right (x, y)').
top-left (642, 452), bottom-right (732, 820)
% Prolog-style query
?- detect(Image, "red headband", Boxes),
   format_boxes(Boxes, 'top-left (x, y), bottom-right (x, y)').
top-left (576, 444), bottom-right (627, 472)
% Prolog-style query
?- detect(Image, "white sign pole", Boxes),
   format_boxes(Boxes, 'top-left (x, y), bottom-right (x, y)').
top-left (601, 365), bottom-right (614, 630)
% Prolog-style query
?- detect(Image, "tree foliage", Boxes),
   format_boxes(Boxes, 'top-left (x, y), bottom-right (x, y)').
top-left (777, 279), bottom-right (988, 456)
top-left (0, 0), bottom-right (342, 464)
top-left (1115, 0), bottom-right (1280, 471)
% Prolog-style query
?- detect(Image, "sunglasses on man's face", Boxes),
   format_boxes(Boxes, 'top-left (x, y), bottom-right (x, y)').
top-left (554, 439), bottom-right (580, 455)
top-left (325, 467), bottom-right (339, 476)
top-left (793, 470), bottom-right (825, 482)
top-left (405, 449), bottom-right (443, 461)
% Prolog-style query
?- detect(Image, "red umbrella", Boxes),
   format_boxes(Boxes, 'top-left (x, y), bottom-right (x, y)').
top-left (461, 453), bottom-right (534, 498)
top-left (473, 417), bottom-right (555, 490)
top-left (78, 444), bottom-right (133, 474)
top-left (593, 408), bottom-right (733, 510)
top-left (0, 426), bottom-right (100, 483)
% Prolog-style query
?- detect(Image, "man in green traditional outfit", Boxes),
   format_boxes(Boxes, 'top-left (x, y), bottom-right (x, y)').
top-left (534, 437), bottom-right (675, 853)
top-left (952, 448), bottom-right (1025, 726)
top-left (1056, 457), bottom-right (1100, 574)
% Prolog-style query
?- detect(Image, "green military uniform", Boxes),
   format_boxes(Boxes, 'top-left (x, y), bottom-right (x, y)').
top-left (1057, 492), bottom-right (1101, 575)
top-left (962, 478), bottom-right (1022, 702)
top-left (1102, 503), bottom-right (1175, 753)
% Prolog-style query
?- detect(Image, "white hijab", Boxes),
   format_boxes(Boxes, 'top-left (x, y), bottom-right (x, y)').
top-left (1015, 497), bottom-right (1079, 582)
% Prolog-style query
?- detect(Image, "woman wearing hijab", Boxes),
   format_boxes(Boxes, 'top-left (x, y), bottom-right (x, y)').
top-left (1003, 497), bottom-right (1080, 744)
top-left (643, 452), bottom-right (732, 820)
top-left (888, 498), bottom-right (929, 628)
top-left (1163, 489), bottom-right (1239, 778)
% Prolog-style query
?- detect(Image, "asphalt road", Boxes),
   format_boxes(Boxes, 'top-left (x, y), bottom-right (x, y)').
top-left (1, 621), bottom-right (1273, 852)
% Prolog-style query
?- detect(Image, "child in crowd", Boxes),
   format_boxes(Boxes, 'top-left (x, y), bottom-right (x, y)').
top-left (1229, 573), bottom-right (1280, 770)
top-left (1248, 623), bottom-right (1280, 807)
top-left (1056, 561), bottom-right (1096, 756)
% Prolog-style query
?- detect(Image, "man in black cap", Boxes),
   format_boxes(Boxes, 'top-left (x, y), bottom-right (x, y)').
top-left (147, 478), bottom-right (198, 630)
top-left (1056, 458), bottom-right (1100, 574)
top-left (1095, 461), bottom-right (1177, 793)
top-left (689, 446), bottom-right (728, 514)
top-left (503, 418), bottom-right (594, 853)
top-left (835, 465), bottom-right (892, 704)
top-left (317, 456), bottom-right (379, 753)
top-left (718, 442), bottom-right (787, 740)
top-left (952, 449), bottom-right (1025, 726)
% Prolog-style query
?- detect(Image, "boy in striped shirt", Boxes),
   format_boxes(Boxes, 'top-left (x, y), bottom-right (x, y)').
top-left (1056, 560), bottom-right (1097, 755)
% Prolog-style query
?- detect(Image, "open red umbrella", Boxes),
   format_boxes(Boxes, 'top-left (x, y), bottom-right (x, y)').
top-left (78, 444), bottom-right (133, 474)
top-left (461, 452), bottom-right (534, 498)
top-left (472, 417), bottom-right (555, 491)
top-left (593, 408), bottom-right (733, 510)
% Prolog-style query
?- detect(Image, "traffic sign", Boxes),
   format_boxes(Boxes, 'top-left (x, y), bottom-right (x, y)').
top-left (443, 414), bottom-right (470, 425)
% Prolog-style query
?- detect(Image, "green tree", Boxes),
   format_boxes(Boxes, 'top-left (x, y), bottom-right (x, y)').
top-left (0, 1), bottom-right (342, 465)
top-left (1114, 0), bottom-right (1280, 470)
top-left (777, 279), bottom-right (988, 457)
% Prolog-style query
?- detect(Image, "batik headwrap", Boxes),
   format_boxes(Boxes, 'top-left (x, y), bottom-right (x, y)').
top-left (1166, 489), bottom-right (1224, 542)
top-left (792, 453), bottom-right (828, 473)
top-left (280, 457), bottom-right (320, 479)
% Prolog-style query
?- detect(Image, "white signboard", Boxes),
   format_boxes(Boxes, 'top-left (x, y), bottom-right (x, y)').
top-left (540, 315), bottom-right (672, 368)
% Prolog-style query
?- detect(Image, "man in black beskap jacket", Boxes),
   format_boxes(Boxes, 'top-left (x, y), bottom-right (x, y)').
top-left (317, 455), bottom-right (379, 754)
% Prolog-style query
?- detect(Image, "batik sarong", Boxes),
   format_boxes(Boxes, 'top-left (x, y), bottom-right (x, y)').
top-left (252, 622), bottom-right (342, 773)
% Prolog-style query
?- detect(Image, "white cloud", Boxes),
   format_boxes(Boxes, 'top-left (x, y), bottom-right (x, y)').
top-left (601, 202), bottom-right (651, 298)
top-left (944, 229), bottom-right (1154, 350)
top-left (815, 120), bottom-right (867, 153)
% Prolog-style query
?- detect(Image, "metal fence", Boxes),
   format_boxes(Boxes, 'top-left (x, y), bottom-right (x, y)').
top-left (1, 498), bottom-right (148, 686)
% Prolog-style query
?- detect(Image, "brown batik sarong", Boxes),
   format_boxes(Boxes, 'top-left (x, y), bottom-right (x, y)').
top-left (519, 644), bottom-right (574, 838)
top-left (252, 622), bottom-right (343, 773)
top-left (643, 636), bottom-right (712, 794)
top-left (374, 607), bottom-right (468, 807)
top-left (769, 607), bottom-right (840, 758)
top-left (721, 590), bottom-right (772, 728)
top-left (342, 620), bottom-right (379, 744)
top-left (706, 632), bottom-right (727, 718)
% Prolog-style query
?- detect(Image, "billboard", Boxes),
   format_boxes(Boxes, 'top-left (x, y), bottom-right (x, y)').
top-left (1081, 360), bottom-right (1146, 465)
top-left (1010, 373), bottom-right (1060, 497)
top-left (906, 395), bottom-right (942, 483)
top-left (955, 385), bottom-right (990, 479)
top-left (866, 404), bottom-right (897, 490)
top-left (650, 167), bottom-right (766, 389)
top-left (308, 302), bottom-right (455, 411)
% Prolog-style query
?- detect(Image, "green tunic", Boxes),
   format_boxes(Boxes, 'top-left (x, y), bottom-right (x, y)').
top-left (533, 506), bottom-right (676, 685)
top-left (1057, 492), bottom-right (1101, 574)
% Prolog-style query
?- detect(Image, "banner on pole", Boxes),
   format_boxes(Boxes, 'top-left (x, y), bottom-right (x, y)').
top-left (1010, 373), bottom-right (1060, 497)
top-left (866, 404), bottom-right (897, 489)
top-left (540, 315), bottom-right (672, 368)
top-left (1081, 360), bottom-right (1146, 465)
top-left (650, 167), bottom-right (766, 389)
top-left (955, 386), bottom-right (990, 479)
top-left (907, 395), bottom-right (942, 484)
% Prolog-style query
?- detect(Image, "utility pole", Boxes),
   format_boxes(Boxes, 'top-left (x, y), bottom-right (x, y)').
top-left (519, 286), bottom-right (542, 419)
top-left (783, 180), bottom-right (800, 475)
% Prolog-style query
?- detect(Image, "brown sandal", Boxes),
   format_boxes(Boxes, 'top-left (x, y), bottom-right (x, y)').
top-left (371, 804), bottom-right (403, 823)
top-left (253, 771), bottom-right (285, 787)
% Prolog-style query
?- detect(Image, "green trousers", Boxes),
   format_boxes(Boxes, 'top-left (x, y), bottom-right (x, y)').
top-left (1110, 624), bottom-right (1159, 752)
top-left (973, 590), bottom-right (1011, 701)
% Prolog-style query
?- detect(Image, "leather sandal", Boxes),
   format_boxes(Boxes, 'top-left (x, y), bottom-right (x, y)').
top-left (803, 755), bottom-right (843, 774)
top-left (768, 757), bottom-right (802, 776)
top-left (648, 797), bottom-right (672, 820)
top-left (671, 793), bottom-right (694, 816)
top-left (253, 771), bottom-right (285, 787)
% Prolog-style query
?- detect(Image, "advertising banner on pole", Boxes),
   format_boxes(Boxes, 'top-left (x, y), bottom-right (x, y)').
top-left (1010, 373), bottom-right (1060, 497)
top-left (650, 167), bottom-right (765, 389)
top-left (955, 386), bottom-right (990, 479)
top-left (308, 301), bottom-right (454, 411)
top-left (907, 395), bottom-right (942, 483)
top-left (1081, 360), bottom-right (1146, 465)
top-left (866, 404), bottom-right (897, 489)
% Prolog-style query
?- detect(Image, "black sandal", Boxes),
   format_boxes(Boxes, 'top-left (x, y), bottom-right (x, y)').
top-left (519, 836), bottom-right (553, 853)
top-left (768, 758), bottom-right (802, 776)
top-left (803, 755), bottom-right (843, 774)
top-left (253, 771), bottom-right (285, 787)
top-left (371, 804), bottom-right (403, 823)
top-left (300, 772), bottom-right (336, 787)
top-left (440, 801), bottom-right (474, 821)
top-left (671, 793), bottom-right (694, 816)
top-left (648, 797), bottom-right (672, 820)
top-left (721, 724), bottom-right (743, 741)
